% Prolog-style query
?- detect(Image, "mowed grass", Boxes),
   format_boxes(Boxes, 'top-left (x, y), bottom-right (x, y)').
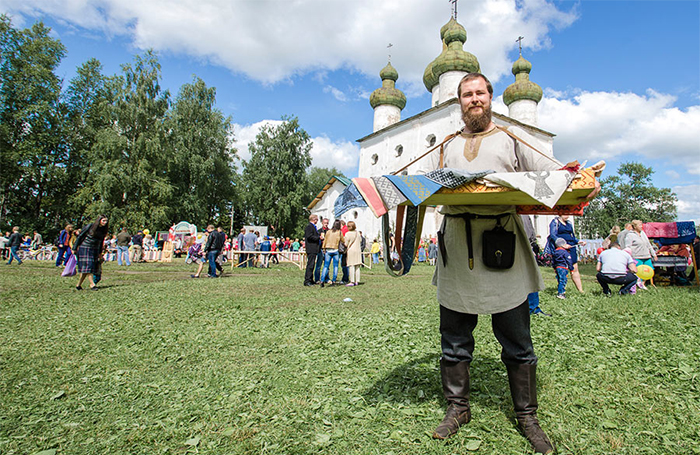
top-left (1, 259), bottom-right (699, 455)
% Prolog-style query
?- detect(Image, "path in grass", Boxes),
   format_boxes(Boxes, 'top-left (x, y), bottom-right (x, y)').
top-left (1, 261), bottom-right (699, 454)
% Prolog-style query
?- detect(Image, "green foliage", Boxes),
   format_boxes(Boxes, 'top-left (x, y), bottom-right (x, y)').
top-left (579, 162), bottom-right (677, 238)
top-left (78, 51), bottom-right (173, 228)
top-left (167, 77), bottom-right (238, 228)
top-left (0, 16), bottom-right (67, 234)
top-left (1, 261), bottom-right (699, 454)
top-left (241, 116), bottom-right (312, 237)
top-left (306, 166), bottom-right (346, 206)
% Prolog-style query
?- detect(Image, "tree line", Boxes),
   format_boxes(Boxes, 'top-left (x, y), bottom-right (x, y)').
top-left (0, 17), bottom-right (343, 241)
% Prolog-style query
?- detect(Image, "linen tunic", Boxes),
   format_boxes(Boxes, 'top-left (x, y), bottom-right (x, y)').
top-left (425, 126), bottom-right (562, 314)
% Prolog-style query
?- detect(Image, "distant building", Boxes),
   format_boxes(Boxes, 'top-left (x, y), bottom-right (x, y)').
top-left (309, 15), bottom-right (556, 247)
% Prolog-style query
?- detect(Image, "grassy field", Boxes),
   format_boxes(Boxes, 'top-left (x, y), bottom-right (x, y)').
top-left (1, 259), bottom-right (699, 455)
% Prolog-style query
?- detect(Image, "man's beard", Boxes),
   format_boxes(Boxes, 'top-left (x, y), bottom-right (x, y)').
top-left (462, 104), bottom-right (492, 133)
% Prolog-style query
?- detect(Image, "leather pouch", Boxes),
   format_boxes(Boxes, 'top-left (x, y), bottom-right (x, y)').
top-left (482, 221), bottom-right (515, 269)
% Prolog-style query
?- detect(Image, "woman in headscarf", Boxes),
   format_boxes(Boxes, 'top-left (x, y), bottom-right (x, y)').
top-left (74, 215), bottom-right (110, 290)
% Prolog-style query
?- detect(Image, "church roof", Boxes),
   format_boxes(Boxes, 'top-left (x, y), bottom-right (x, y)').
top-left (370, 62), bottom-right (407, 110)
top-left (503, 55), bottom-right (543, 105)
top-left (307, 175), bottom-right (351, 210)
top-left (423, 18), bottom-right (480, 93)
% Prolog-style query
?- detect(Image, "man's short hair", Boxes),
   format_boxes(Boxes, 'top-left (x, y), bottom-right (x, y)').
top-left (457, 73), bottom-right (494, 98)
top-left (309, 214), bottom-right (318, 221)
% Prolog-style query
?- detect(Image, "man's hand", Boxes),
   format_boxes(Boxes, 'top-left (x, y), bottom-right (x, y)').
top-left (582, 178), bottom-right (601, 201)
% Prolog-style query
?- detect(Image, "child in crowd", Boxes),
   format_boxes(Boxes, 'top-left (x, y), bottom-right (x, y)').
top-left (552, 237), bottom-right (574, 299)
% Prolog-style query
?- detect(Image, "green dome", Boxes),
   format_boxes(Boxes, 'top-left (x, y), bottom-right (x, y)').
top-left (503, 55), bottom-right (542, 105)
top-left (370, 62), bottom-right (406, 110)
top-left (423, 19), bottom-right (452, 91)
top-left (430, 19), bottom-right (480, 84)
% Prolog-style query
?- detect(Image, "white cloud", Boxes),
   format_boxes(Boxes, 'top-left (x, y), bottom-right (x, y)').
top-left (233, 121), bottom-right (359, 175)
top-left (538, 90), bottom-right (700, 172)
top-left (0, 0), bottom-right (577, 87)
top-left (323, 85), bottom-right (348, 102)
top-left (673, 184), bottom-right (700, 224)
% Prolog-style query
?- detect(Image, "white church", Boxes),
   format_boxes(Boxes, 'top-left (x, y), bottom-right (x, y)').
top-left (308, 15), bottom-right (557, 247)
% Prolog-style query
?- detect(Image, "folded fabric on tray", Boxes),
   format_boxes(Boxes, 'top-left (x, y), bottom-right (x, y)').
top-left (423, 168), bottom-right (494, 188)
top-left (352, 177), bottom-right (387, 217)
top-left (384, 174), bottom-right (442, 206)
top-left (483, 170), bottom-right (575, 208)
top-left (372, 176), bottom-right (407, 210)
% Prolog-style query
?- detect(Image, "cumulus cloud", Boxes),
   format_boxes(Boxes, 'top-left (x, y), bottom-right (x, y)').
top-left (233, 121), bottom-right (359, 174)
top-left (538, 90), bottom-right (700, 173)
top-left (0, 0), bottom-right (577, 88)
top-left (672, 184), bottom-right (700, 224)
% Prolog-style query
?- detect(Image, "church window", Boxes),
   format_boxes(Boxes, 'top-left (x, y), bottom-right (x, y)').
top-left (395, 145), bottom-right (403, 157)
top-left (353, 211), bottom-right (358, 219)
top-left (371, 154), bottom-right (378, 165)
top-left (426, 134), bottom-right (436, 147)
top-left (400, 170), bottom-right (408, 176)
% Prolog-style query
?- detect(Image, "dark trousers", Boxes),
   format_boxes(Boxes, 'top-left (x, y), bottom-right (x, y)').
top-left (340, 253), bottom-right (349, 283)
top-left (304, 250), bottom-right (317, 285)
top-left (207, 250), bottom-right (220, 277)
top-left (238, 252), bottom-right (247, 267)
top-left (314, 250), bottom-right (324, 282)
top-left (440, 301), bottom-right (536, 366)
top-left (596, 272), bottom-right (637, 295)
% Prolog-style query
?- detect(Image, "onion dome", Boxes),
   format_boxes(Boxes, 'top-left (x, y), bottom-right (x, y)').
top-left (430, 18), bottom-right (480, 82)
top-left (370, 62), bottom-right (406, 110)
top-left (503, 55), bottom-right (543, 105)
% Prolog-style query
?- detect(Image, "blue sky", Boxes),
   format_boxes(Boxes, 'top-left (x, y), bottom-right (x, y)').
top-left (2, 0), bottom-right (699, 222)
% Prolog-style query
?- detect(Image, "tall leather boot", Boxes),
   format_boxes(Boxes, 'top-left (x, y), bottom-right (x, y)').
top-left (432, 359), bottom-right (471, 439)
top-left (506, 363), bottom-right (554, 454)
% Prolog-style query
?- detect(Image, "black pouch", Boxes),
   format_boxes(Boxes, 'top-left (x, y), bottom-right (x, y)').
top-left (482, 219), bottom-right (515, 269)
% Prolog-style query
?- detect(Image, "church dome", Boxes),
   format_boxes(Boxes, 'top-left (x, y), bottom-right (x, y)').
top-left (370, 62), bottom-right (407, 110)
top-left (423, 18), bottom-right (452, 91)
top-left (430, 18), bottom-right (480, 84)
top-left (503, 55), bottom-right (543, 105)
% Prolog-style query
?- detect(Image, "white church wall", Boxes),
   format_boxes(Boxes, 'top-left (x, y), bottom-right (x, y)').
top-left (373, 104), bottom-right (401, 132)
top-left (310, 180), bottom-right (348, 222)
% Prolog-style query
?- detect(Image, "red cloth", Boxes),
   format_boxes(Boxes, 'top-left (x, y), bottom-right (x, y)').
top-left (643, 222), bottom-right (678, 238)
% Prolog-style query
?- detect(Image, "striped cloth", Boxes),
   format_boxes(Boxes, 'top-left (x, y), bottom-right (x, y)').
top-left (352, 177), bottom-right (387, 217)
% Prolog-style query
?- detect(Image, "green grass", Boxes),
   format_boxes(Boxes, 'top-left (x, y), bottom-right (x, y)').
top-left (1, 260), bottom-right (699, 454)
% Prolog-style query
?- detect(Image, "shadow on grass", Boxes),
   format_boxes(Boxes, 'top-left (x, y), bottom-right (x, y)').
top-left (363, 353), bottom-right (514, 416)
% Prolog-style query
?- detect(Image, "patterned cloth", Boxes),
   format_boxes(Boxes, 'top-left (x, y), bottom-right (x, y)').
top-left (424, 168), bottom-right (494, 188)
top-left (352, 177), bottom-right (387, 217)
top-left (384, 174), bottom-right (442, 206)
top-left (483, 170), bottom-right (575, 208)
top-left (76, 244), bottom-right (99, 274)
top-left (334, 183), bottom-right (368, 218)
top-left (645, 221), bottom-right (697, 245)
top-left (372, 176), bottom-right (407, 210)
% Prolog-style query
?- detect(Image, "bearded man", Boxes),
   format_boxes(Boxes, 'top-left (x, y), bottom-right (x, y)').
top-left (425, 73), bottom-right (596, 454)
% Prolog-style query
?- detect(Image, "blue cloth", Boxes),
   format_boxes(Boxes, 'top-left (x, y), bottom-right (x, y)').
top-left (334, 183), bottom-right (367, 218)
top-left (527, 292), bottom-right (540, 313)
top-left (384, 174), bottom-right (442, 206)
top-left (656, 221), bottom-right (697, 245)
top-left (556, 267), bottom-right (569, 295)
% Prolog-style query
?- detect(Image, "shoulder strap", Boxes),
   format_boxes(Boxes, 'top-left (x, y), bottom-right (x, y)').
top-left (391, 131), bottom-right (460, 175)
top-left (494, 125), bottom-right (561, 167)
